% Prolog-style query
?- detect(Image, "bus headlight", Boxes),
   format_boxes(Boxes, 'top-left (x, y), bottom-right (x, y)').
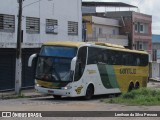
top-left (61, 86), bottom-right (72, 90)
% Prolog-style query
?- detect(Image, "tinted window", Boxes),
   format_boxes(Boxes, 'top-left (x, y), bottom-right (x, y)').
top-left (87, 47), bottom-right (104, 64)
top-left (40, 46), bottom-right (77, 58)
top-left (87, 47), bottom-right (148, 66)
top-left (74, 47), bottom-right (87, 81)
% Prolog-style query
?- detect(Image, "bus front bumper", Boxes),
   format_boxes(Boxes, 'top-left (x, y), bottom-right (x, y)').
top-left (35, 85), bottom-right (73, 97)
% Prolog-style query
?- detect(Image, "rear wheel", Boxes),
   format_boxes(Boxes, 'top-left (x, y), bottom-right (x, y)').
top-left (84, 85), bottom-right (94, 100)
top-left (53, 95), bottom-right (61, 99)
top-left (135, 82), bottom-right (140, 89)
top-left (128, 82), bottom-right (134, 92)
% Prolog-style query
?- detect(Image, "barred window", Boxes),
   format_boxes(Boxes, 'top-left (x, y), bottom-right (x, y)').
top-left (68, 21), bottom-right (78, 35)
top-left (26, 17), bottom-right (40, 33)
top-left (0, 14), bottom-right (15, 32)
top-left (46, 19), bottom-right (58, 34)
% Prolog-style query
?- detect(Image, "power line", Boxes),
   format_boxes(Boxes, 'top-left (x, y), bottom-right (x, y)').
top-left (23, 0), bottom-right (43, 8)
top-left (137, 0), bottom-right (145, 6)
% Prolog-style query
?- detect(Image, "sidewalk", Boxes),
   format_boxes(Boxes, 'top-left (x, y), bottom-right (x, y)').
top-left (0, 89), bottom-right (48, 100)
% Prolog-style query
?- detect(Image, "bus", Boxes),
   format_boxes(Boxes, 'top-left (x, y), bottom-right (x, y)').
top-left (28, 41), bottom-right (149, 99)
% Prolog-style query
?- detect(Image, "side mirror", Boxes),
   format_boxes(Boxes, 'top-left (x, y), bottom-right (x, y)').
top-left (70, 57), bottom-right (77, 71)
top-left (28, 53), bottom-right (38, 67)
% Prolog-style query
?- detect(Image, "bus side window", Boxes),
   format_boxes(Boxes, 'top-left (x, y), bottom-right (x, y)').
top-left (74, 47), bottom-right (87, 81)
top-left (140, 54), bottom-right (148, 66)
top-left (88, 47), bottom-right (104, 64)
top-left (136, 57), bottom-right (140, 66)
top-left (97, 54), bottom-right (103, 63)
top-left (103, 52), bottom-right (108, 64)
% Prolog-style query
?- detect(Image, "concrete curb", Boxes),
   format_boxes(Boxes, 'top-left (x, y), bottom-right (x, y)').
top-left (0, 89), bottom-right (49, 100)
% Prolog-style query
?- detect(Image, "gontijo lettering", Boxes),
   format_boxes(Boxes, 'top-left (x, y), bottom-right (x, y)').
top-left (120, 68), bottom-right (136, 74)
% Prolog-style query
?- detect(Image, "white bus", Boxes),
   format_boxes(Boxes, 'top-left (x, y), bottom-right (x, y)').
top-left (28, 41), bottom-right (149, 99)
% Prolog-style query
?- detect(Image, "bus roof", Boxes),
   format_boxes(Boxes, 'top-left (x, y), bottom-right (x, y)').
top-left (43, 41), bottom-right (148, 54)
top-left (93, 42), bottom-right (148, 54)
top-left (43, 41), bottom-right (85, 47)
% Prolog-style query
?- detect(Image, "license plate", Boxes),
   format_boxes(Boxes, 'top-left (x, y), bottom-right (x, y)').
top-left (48, 90), bottom-right (54, 93)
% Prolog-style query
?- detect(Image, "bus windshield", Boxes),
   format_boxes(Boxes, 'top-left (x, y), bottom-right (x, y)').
top-left (36, 46), bottom-right (77, 82)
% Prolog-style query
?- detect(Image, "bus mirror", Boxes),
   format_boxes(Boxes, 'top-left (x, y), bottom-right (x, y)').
top-left (28, 53), bottom-right (38, 67)
top-left (71, 57), bottom-right (77, 71)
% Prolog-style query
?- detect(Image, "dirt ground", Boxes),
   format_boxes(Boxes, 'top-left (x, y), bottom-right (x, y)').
top-left (0, 81), bottom-right (160, 120)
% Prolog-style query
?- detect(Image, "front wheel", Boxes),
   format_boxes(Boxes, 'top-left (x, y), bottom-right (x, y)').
top-left (84, 85), bottom-right (94, 100)
top-left (53, 95), bottom-right (61, 99)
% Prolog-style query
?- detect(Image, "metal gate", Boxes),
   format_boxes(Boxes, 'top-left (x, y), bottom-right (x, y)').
top-left (0, 48), bottom-right (40, 91)
top-left (0, 49), bottom-right (16, 91)
top-left (22, 49), bottom-right (39, 88)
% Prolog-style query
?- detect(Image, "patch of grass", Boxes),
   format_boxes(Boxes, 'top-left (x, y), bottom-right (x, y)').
top-left (102, 88), bottom-right (160, 106)
top-left (2, 93), bottom-right (25, 100)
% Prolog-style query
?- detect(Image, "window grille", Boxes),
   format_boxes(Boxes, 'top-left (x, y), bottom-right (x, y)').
top-left (26, 17), bottom-right (40, 33)
top-left (0, 14), bottom-right (15, 32)
top-left (46, 19), bottom-right (58, 34)
top-left (68, 21), bottom-right (78, 35)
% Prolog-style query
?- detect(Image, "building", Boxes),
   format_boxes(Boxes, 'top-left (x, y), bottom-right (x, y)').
top-left (150, 34), bottom-right (160, 80)
top-left (0, 0), bottom-right (82, 91)
top-left (82, 2), bottom-right (141, 48)
top-left (83, 15), bottom-right (128, 46)
top-left (82, 1), bottom-right (139, 47)
top-left (105, 11), bottom-right (152, 52)
top-left (82, 2), bottom-right (152, 51)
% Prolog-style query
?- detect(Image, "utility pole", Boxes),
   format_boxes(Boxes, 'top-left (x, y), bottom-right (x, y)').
top-left (15, 0), bottom-right (23, 94)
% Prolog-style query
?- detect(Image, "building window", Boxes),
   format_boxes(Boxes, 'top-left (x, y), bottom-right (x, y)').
top-left (0, 14), bottom-right (15, 32)
top-left (152, 49), bottom-right (157, 61)
top-left (46, 19), bottom-right (58, 34)
top-left (135, 23), bottom-right (138, 32)
top-left (99, 28), bottom-right (102, 35)
top-left (93, 27), bottom-right (96, 38)
top-left (113, 29), bottom-right (116, 35)
top-left (68, 21), bottom-right (78, 35)
top-left (135, 41), bottom-right (148, 50)
top-left (26, 17), bottom-right (40, 33)
top-left (140, 24), bottom-right (144, 33)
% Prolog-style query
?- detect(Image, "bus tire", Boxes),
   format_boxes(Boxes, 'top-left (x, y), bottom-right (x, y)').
top-left (128, 82), bottom-right (134, 92)
top-left (84, 84), bottom-right (94, 100)
top-left (53, 95), bottom-right (61, 99)
top-left (135, 82), bottom-right (140, 89)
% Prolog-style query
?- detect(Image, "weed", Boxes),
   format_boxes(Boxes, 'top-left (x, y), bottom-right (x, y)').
top-left (102, 88), bottom-right (160, 106)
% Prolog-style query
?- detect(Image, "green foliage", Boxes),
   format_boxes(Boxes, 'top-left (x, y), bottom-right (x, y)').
top-left (102, 88), bottom-right (160, 106)
top-left (121, 92), bottom-right (135, 99)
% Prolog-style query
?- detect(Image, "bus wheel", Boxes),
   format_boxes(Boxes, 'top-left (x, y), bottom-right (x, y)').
top-left (128, 82), bottom-right (134, 92)
top-left (135, 82), bottom-right (140, 89)
top-left (84, 84), bottom-right (94, 100)
top-left (115, 93), bottom-right (121, 97)
top-left (53, 95), bottom-right (61, 99)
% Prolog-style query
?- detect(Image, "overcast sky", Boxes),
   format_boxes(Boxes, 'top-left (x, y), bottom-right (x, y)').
top-left (83, 0), bottom-right (160, 35)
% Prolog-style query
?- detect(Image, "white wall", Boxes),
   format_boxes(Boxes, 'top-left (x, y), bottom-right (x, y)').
top-left (85, 16), bottom-right (128, 46)
top-left (151, 62), bottom-right (160, 78)
top-left (91, 16), bottom-right (120, 36)
top-left (92, 16), bottom-right (120, 27)
top-left (98, 37), bottom-right (128, 46)
top-left (0, 0), bottom-right (82, 48)
top-left (93, 24), bottom-right (119, 35)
